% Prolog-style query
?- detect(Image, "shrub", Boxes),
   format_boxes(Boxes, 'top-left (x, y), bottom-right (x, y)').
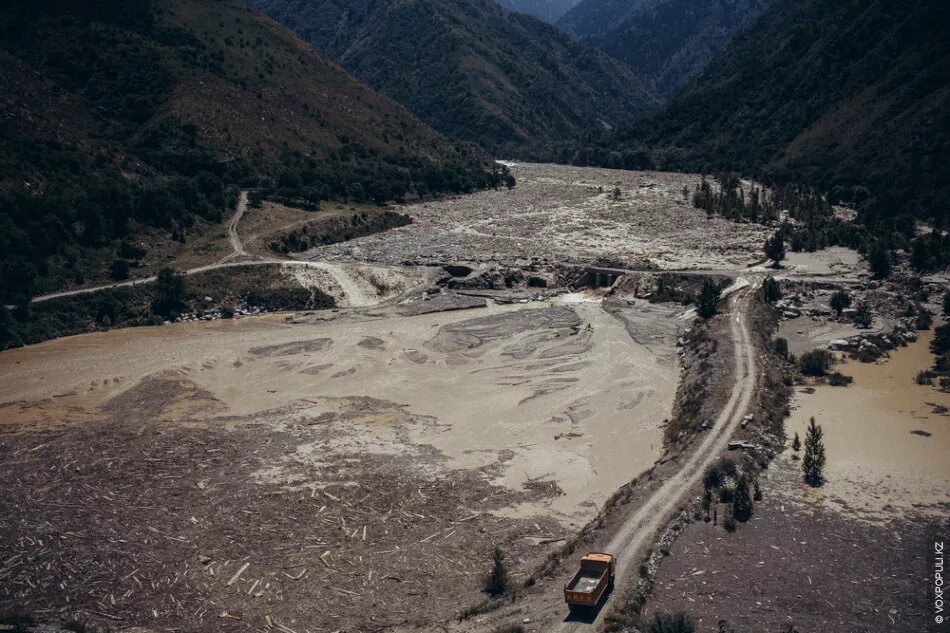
top-left (723, 516), bottom-right (737, 532)
top-left (0, 608), bottom-right (35, 633)
top-left (718, 485), bottom-right (735, 504)
top-left (648, 613), bottom-right (696, 633)
top-left (829, 290), bottom-right (851, 317)
top-left (799, 349), bottom-right (834, 376)
top-left (932, 324), bottom-right (950, 355)
top-left (703, 457), bottom-right (738, 490)
top-left (697, 278), bottom-right (722, 319)
top-left (732, 474), bottom-right (753, 522)
top-left (774, 337), bottom-right (789, 359)
top-left (916, 371), bottom-right (935, 385)
top-left (761, 276), bottom-right (782, 303)
top-left (152, 267), bottom-right (185, 317)
top-left (764, 232), bottom-right (786, 267)
top-left (868, 245), bottom-right (891, 279)
top-left (853, 301), bottom-right (873, 328)
top-left (854, 345), bottom-right (883, 362)
top-left (485, 547), bottom-right (508, 595)
top-left (827, 372), bottom-right (853, 386)
top-left (110, 258), bottom-right (130, 281)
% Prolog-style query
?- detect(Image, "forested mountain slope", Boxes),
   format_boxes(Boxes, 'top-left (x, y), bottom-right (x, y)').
top-left (246, 0), bottom-right (659, 151)
top-left (0, 0), bottom-right (491, 303)
top-left (497, 0), bottom-right (580, 24)
top-left (570, 0), bottom-right (950, 223)
top-left (558, 0), bottom-right (774, 96)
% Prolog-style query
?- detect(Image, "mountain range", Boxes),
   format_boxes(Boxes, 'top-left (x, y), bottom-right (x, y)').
top-left (246, 0), bottom-right (660, 151)
top-left (558, 0), bottom-right (775, 96)
top-left (573, 0), bottom-right (950, 221)
top-left (497, 0), bottom-right (580, 24)
top-left (0, 0), bottom-right (490, 302)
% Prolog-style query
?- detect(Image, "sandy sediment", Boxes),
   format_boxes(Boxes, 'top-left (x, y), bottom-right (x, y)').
top-left (300, 163), bottom-right (771, 271)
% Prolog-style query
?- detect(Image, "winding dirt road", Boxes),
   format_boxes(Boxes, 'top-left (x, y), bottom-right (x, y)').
top-left (24, 188), bottom-right (764, 631)
top-left (551, 278), bottom-right (760, 632)
top-left (27, 192), bottom-right (374, 309)
top-left (221, 190), bottom-right (250, 261)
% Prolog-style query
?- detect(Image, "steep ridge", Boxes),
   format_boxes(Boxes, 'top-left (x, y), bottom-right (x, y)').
top-left (246, 0), bottom-right (660, 151)
top-left (572, 0), bottom-right (950, 222)
top-left (559, 0), bottom-right (775, 96)
top-left (0, 0), bottom-right (491, 302)
top-left (497, 0), bottom-right (580, 24)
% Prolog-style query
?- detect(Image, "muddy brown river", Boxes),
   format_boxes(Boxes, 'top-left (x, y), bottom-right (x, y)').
top-left (0, 294), bottom-right (682, 529)
top-left (785, 326), bottom-right (950, 519)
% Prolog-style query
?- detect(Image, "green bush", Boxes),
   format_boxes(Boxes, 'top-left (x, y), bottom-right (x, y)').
top-left (799, 349), bottom-right (834, 376)
top-left (697, 278), bottom-right (722, 319)
top-left (774, 337), bottom-right (789, 359)
top-left (827, 372), bottom-right (853, 386)
top-left (648, 612), bottom-right (695, 633)
top-left (485, 547), bottom-right (508, 595)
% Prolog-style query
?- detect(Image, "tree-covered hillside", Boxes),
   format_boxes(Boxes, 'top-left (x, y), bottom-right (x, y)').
top-left (553, 0), bottom-right (950, 225)
top-left (247, 0), bottom-right (660, 152)
top-left (0, 0), bottom-right (492, 304)
top-left (497, 0), bottom-right (580, 24)
top-left (559, 0), bottom-right (774, 96)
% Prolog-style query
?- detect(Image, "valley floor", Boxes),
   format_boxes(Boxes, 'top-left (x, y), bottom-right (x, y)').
top-left (1, 163), bottom-right (945, 633)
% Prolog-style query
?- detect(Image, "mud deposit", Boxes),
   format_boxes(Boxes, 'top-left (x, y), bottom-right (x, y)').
top-left (786, 327), bottom-right (950, 520)
top-left (645, 457), bottom-right (939, 633)
top-left (303, 163), bottom-right (771, 270)
top-left (0, 295), bottom-right (683, 630)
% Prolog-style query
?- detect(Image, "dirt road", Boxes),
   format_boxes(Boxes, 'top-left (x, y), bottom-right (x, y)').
top-left (553, 278), bottom-right (760, 631)
top-left (222, 190), bottom-right (250, 260)
top-left (26, 193), bottom-right (377, 309)
top-left (449, 277), bottom-right (761, 633)
top-left (303, 261), bottom-right (372, 307)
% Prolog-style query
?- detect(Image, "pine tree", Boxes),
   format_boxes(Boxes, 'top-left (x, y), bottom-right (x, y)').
top-left (792, 431), bottom-right (801, 452)
top-left (732, 474), bottom-right (753, 522)
top-left (943, 291), bottom-right (950, 316)
top-left (152, 268), bottom-right (185, 318)
top-left (853, 301), bottom-right (873, 328)
top-left (761, 276), bottom-right (782, 303)
top-left (774, 337), bottom-right (789, 359)
top-left (829, 290), bottom-right (851, 317)
top-left (764, 233), bottom-right (786, 267)
top-left (697, 278), bottom-right (722, 319)
top-left (485, 547), bottom-right (508, 595)
top-left (911, 240), bottom-right (930, 272)
top-left (802, 417), bottom-right (826, 487)
top-left (868, 245), bottom-right (891, 279)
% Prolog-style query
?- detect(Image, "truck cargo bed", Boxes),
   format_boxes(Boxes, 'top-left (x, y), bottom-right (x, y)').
top-left (567, 572), bottom-right (603, 593)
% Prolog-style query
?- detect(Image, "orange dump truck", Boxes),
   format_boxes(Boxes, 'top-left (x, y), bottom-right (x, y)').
top-left (564, 552), bottom-right (616, 612)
